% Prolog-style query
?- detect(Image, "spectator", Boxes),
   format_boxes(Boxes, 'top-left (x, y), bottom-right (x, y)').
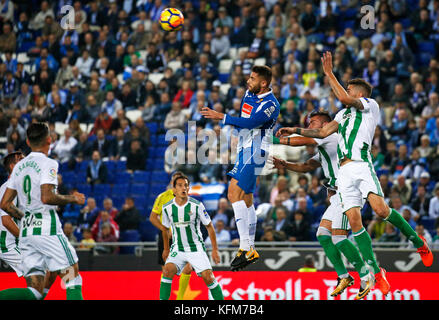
top-left (91, 210), bottom-right (120, 241)
top-left (102, 198), bottom-right (119, 220)
top-left (288, 211), bottom-right (311, 241)
top-left (79, 228), bottom-right (96, 250)
top-left (91, 128), bottom-right (115, 159)
top-left (101, 91), bottom-right (123, 118)
top-left (411, 185), bottom-right (432, 219)
top-left (126, 139), bottom-right (147, 172)
top-left (164, 101), bottom-right (186, 130)
top-left (86, 150), bottom-right (108, 185)
top-left (78, 197), bottom-right (99, 230)
top-left (391, 175), bottom-right (412, 205)
top-left (95, 222), bottom-right (119, 254)
top-left (377, 223), bottom-right (401, 246)
top-left (211, 198), bottom-right (233, 228)
top-left (53, 129), bottom-right (78, 163)
top-left (429, 185), bottom-right (439, 220)
top-left (205, 220), bottom-right (231, 249)
top-left (0, 23), bottom-right (16, 52)
top-left (63, 222), bottom-right (78, 245)
top-left (115, 197), bottom-right (141, 232)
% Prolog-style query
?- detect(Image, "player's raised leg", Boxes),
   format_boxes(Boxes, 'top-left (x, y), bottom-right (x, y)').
top-left (368, 193), bottom-right (433, 267)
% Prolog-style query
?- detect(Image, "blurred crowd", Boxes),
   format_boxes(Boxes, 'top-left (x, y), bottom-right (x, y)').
top-left (0, 0), bottom-right (439, 251)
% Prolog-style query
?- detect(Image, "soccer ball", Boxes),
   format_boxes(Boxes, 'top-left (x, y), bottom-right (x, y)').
top-left (159, 8), bottom-right (184, 32)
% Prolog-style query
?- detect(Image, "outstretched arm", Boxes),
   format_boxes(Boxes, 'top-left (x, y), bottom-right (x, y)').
top-left (277, 120), bottom-right (339, 139)
top-left (201, 106), bottom-right (273, 130)
top-left (41, 184), bottom-right (85, 206)
top-left (274, 135), bottom-right (317, 147)
top-left (272, 156), bottom-right (321, 173)
top-left (322, 51), bottom-right (364, 110)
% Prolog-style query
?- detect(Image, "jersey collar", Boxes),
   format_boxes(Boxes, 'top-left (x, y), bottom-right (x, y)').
top-left (256, 90), bottom-right (272, 99)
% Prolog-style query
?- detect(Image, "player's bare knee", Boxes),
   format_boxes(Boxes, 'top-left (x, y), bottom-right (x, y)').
top-left (373, 202), bottom-right (390, 218)
top-left (201, 270), bottom-right (215, 285)
top-left (26, 275), bottom-right (44, 294)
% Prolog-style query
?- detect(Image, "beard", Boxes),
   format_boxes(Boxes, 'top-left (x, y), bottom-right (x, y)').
top-left (248, 82), bottom-right (261, 94)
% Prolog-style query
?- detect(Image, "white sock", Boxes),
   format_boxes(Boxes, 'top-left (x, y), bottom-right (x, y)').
top-left (232, 200), bottom-right (250, 251)
top-left (248, 205), bottom-right (257, 248)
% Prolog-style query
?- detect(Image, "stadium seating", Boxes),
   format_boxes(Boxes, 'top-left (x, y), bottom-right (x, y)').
top-left (119, 230), bottom-right (141, 254)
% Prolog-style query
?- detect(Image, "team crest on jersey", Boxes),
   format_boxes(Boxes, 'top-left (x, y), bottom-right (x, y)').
top-left (241, 103), bottom-right (253, 118)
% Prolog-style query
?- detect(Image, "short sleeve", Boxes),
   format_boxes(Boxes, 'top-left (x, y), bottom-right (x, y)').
top-left (152, 194), bottom-right (163, 215)
top-left (359, 97), bottom-right (379, 114)
top-left (40, 160), bottom-right (59, 186)
top-left (161, 206), bottom-right (171, 229)
top-left (334, 109), bottom-right (344, 124)
top-left (6, 173), bottom-right (16, 190)
top-left (198, 202), bottom-right (212, 226)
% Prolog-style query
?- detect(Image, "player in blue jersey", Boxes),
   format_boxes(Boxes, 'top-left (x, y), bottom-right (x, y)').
top-left (201, 65), bottom-right (280, 271)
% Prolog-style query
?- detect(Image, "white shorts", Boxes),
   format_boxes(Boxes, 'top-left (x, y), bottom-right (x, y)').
top-left (337, 161), bottom-right (383, 212)
top-left (321, 192), bottom-right (351, 230)
top-left (165, 250), bottom-right (212, 276)
top-left (0, 246), bottom-right (23, 277)
top-left (20, 234), bottom-right (78, 277)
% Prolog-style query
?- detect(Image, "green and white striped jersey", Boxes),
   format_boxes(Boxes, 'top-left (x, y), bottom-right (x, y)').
top-left (162, 197), bottom-right (211, 253)
top-left (312, 133), bottom-right (339, 189)
top-left (7, 152), bottom-right (62, 238)
top-left (0, 181), bottom-right (19, 253)
top-left (334, 97), bottom-right (380, 163)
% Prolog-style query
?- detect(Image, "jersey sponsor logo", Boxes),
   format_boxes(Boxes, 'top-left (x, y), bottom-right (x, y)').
top-left (342, 113), bottom-right (352, 120)
top-left (241, 103), bottom-right (253, 118)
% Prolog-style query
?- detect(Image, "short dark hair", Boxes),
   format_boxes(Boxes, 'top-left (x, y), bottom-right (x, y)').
top-left (309, 109), bottom-right (332, 123)
top-left (173, 175), bottom-right (190, 187)
top-left (26, 122), bottom-right (49, 147)
top-left (3, 151), bottom-right (23, 174)
top-left (346, 78), bottom-right (373, 98)
top-left (251, 65), bottom-right (272, 86)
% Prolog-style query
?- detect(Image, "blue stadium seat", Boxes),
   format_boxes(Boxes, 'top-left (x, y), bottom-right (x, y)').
top-left (219, 73), bottom-right (229, 83)
top-left (112, 195), bottom-right (126, 209)
top-left (418, 41), bottom-right (436, 55)
top-left (59, 162), bottom-right (70, 173)
top-left (62, 172), bottom-right (76, 185)
top-left (155, 146), bottom-right (168, 157)
top-left (114, 172), bottom-right (132, 184)
top-left (119, 230), bottom-right (141, 254)
top-left (131, 183), bottom-right (149, 196)
top-left (230, 230), bottom-right (239, 240)
top-left (149, 135), bottom-right (157, 146)
top-left (76, 184), bottom-right (92, 195)
top-left (132, 171), bottom-right (150, 184)
top-left (132, 195), bottom-right (148, 208)
top-left (93, 184), bottom-right (111, 197)
top-left (420, 217), bottom-right (436, 232)
top-left (151, 171), bottom-right (170, 184)
top-left (146, 122), bottom-right (158, 134)
top-left (312, 205), bottom-right (327, 222)
top-left (376, 168), bottom-right (389, 177)
top-left (139, 221), bottom-right (158, 241)
top-left (75, 172), bottom-right (87, 185)
top-left (115, 160), bottom-right (127, 172)
top-left (111, 183), bottom-right (130, 196)
top-left (153, 159), bottom-right (165, 170)
top-left (105, 161), bottom-right (116, 172)
top-left (76, 161), bottom-right (89, 172)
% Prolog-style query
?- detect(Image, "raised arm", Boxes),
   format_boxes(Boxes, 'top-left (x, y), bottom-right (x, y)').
top-left (322, 51), bottom-right (364, 110)
top-left (0, 188), bottom-right (24, 220)
top-left (41, 184), bottom-right (85, 206)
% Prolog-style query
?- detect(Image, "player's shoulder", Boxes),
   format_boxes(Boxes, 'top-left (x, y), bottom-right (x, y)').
top-left (359, 97), bottom-right (379, 109)
top-left (162, 196), bottom-right (175, 209)
top-left (188, 196), bottom-right (201, 206)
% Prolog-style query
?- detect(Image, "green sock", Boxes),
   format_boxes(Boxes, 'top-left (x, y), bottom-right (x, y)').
top-left (335, 238), bottom-right (370, 278)
top-left (353, 227), bottom-right (381, 274)
top-left (386, 208), bottom-right (424, 248)
top-left (0, 288), bottom-right (40, 300)
top-left (160, 277), bottom-right (173, 300)
top-left (208, 281), bottom-right (224, 300)
top-left (317, 235), bottom-right (348, 277)
top-left (66, 286), bottom-right (83, 300)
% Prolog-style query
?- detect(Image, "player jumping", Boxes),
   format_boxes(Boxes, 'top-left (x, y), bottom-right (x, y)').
top-left (201, 65), bottom-right (280, 271)
top-left (159, 174), bottom-right (224, 300)
top-left (0, 123), bottom-right (86, 300)
top-left (279, 51), bottom-right (433, 298)
top-left (272, 110), bottom-right (374, 299)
